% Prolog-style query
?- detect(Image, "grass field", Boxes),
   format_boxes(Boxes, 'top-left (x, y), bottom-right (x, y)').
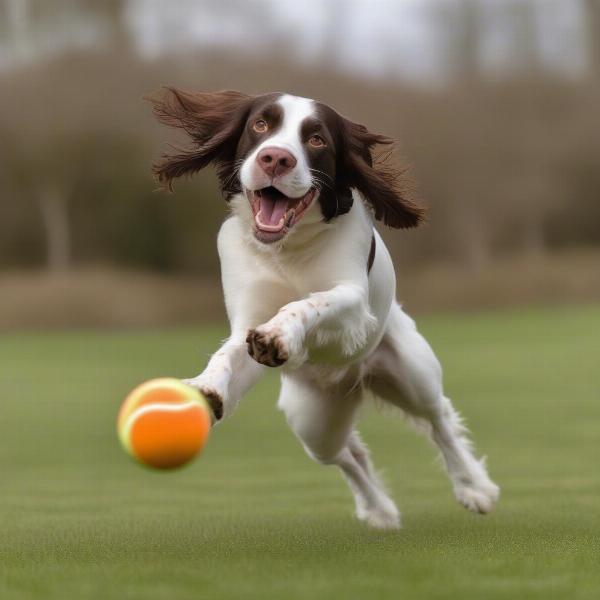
top-left (1, 305), bottom-right (599, 599)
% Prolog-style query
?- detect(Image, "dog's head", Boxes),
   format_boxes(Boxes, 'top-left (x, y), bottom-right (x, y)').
top-left (151, 89), bottom-right (424, 244)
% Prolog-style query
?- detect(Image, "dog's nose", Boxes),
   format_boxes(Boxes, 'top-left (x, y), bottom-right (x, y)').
top-left (256, 147), bottom-right (297, 178)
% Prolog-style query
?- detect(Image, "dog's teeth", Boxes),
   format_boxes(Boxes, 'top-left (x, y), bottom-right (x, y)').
top-left (285, 209), bottom-right (295, 227)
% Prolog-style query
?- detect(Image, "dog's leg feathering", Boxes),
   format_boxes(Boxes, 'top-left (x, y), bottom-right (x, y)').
top-left (247, 284), bottom-right (377, 368)
top-left (366, 303), bottom-right (500, 514)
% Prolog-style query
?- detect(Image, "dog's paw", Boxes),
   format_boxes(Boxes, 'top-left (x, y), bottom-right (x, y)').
top-left (182, 379), bottom-right (224, 423)
top-left (454, 479), bottom-right (500, 515)
top-left (246, 326), bottom-right (290, 367)
top-left (357, 501), bottom-right (401, 530)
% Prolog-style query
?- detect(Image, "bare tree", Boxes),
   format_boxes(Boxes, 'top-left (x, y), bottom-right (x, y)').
top-left (4, 0), bottom-right (32, 60)
top-left (449, 0), bottom-right (482, 83)
top-left (37, 182), bottom-right (71, 272)
top-left (506, 0), bottom-right (540, 78)
top-left (583, 0), bottom-right (600, 78)
top-left (78, 0), bottom-right (131, 50)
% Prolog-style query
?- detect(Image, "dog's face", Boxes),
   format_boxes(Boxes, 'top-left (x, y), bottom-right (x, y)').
top-left (237, 94), bottom-right (328, 244)
top-left (151, 89), bottom-right (424, 244)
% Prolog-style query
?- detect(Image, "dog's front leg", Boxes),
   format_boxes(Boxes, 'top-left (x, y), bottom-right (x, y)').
top-left (185, 334), bottom-right (266, 423)
top-left (246, 284), bottom-right (377, 368)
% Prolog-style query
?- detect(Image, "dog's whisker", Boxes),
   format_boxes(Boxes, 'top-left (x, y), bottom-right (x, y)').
top-left (311, 176), bottom-right (333, 191)
top-left (309, 168), bottom-right (334, 184)
top-left (222, 161), bottom-right (244, 190)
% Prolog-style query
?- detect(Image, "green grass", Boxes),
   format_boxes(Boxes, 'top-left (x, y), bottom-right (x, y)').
top-left (1, 305), bottom-right (599, 599)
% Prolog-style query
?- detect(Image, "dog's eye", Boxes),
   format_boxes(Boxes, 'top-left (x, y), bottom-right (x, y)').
top-left (309, 135), bottom-right (326, 148)
top-left (253, 119), bottom-right (268, 133)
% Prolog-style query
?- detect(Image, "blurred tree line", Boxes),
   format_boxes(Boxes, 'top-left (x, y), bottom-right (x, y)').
top-left (0, 0), bottom-right (599, 276)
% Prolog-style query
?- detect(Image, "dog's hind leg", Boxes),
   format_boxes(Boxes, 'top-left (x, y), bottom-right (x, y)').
top-left (365, 303), bottom-right (500, 514)
top-left (344, 430), bottom-right (400, 527)
top-left (278, 373), bottom-right (400, 529)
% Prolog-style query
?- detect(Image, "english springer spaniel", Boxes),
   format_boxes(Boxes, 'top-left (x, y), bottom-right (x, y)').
top-left (151, 89), bottom-right (499, 529)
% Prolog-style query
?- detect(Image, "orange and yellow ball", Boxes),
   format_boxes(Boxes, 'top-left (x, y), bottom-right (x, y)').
top-left (117, 378), bottom-right (211, 470)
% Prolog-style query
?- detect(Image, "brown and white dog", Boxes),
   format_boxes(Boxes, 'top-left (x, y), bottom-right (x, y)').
top-left (151, 89), bottom-right (499, 529)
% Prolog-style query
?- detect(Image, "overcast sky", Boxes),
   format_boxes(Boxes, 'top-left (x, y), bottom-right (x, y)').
top-left (126, 0), bottom-right (587, 82)
top-left (0, 0), bottom-right (589, 83)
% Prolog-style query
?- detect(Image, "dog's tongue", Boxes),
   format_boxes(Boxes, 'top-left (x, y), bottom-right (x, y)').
top-left (260, 196), bottom-right (288, 227)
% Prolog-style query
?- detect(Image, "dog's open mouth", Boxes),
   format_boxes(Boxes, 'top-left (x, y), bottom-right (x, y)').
top-left (249, 186), bottom-right (317, 243)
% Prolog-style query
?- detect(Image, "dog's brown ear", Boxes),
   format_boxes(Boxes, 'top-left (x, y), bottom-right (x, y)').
top-left (148, 88), bottom-right (252, 191)
top-left (342, 119), bottom-right (425, 229)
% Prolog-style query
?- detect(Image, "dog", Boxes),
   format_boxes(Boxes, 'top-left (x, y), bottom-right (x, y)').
top-left (150, 89), bottom-right (499, 529)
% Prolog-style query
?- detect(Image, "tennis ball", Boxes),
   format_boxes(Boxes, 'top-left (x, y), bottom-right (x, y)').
top-left (117, 378), bottom-right (211, 470)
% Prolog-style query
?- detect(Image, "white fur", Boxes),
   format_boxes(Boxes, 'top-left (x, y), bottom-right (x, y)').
top-left (186, 95), bottom-right (499, 528)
